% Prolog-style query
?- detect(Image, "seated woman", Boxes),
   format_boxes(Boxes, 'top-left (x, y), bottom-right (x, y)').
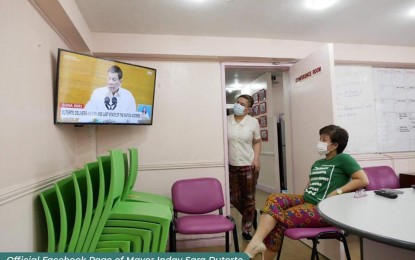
top-left (244, 124), bottom-right (369, 260)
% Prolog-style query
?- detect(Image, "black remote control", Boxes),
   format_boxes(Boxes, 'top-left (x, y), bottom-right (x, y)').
top-left (374, 190), bottom-right (398, 199)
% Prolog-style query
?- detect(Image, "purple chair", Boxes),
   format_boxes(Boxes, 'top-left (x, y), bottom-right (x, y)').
top-left (169, 177), bottom-right (239, 252)
top-left (363, 166), bottom-right (399, 190)
top-left (277, 226), bottom-right (350, 260)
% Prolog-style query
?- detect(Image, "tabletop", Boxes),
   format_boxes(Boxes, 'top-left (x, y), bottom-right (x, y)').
top-left (317, 188), bottom-right (415, 251)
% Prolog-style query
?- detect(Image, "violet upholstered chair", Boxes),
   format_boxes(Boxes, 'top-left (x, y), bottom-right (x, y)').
top-left (277, 166), bottom-right (400, 259)
top-left (169, 177), bottom-right (239, 252)
top-left (363, 166), bottom-right (399, 190)
top-left (276, 226), bottom-right (350, 260)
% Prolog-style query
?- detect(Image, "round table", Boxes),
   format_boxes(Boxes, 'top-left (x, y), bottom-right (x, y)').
top-left (317, 188), bottom-right (415, 258)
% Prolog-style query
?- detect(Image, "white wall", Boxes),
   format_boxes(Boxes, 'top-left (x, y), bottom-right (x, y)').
top-left (2, 0), bottom-right (415, 252)
top-left (77, 60), bottom-right (226, 200)
top-left (0, 0), bottom-right (75, 251)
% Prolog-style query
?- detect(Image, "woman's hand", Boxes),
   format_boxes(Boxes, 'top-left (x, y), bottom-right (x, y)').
top-left (326, 191), bottom-right (337, 198)
top-left (252, 159), bottom-right (260, 173)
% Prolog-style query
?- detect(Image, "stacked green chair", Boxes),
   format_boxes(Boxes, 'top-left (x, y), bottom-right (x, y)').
top-left (87, 150), bottom-right (172, 253)
top-left (82, 161), bottom-right (106, 252)
top-left (55, 174), bottom-right (82, 252)
top-left (96, 241), bottom-right (131, 252)
top-left (84, 157), bottom-right (147, 253)
top-left (39, 148), bottom-right (171, 253)
top-left (73, 168), bottom-right (93, 252)
top-left (39, 186), bottom-right (62, 252)
top-left (122, 148), bottom-right (173, 210)
top-left (99, 233), bottom-right (143, 252)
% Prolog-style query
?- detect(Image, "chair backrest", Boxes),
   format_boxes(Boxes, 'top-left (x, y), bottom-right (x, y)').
top-left (55, 174), bottom-right (82, 252)
top-left (363, 166), bottom-right (399, 191)
top-left (82, 161), bottom-right (105, 252)
top-left (39, 186), bottom-right (60, 252)
top-left (87, 149), bottom-right (126, 252)
top-left (171, 177), bottom-right (225, 214)
top-left (73, 168), bottom-right (93, 252)
top-left (122, 148), bottom-right (138, 200)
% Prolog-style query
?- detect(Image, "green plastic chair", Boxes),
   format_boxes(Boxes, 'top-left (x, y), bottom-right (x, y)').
top-left (108, 202), bottom-right (171, 252)
top-left (82, 156), bottom-right (152, 253)
top-left (102, 227), bottom-right (152, 252)
top-left (94, 248), bottom-right (120, 253)
top-left (55, 174), bottom-right (82, 252)
top-left (88, 150), bottom-right (171, 252)
top-left (99, 233), bottom-right (143, 252)
top-left (122, 148), bottom-right (173, 210)
top-left (82, 161), bottom-right (106, 252)
top-left (73, 168), bottom-right (93, 252)
top-left (105, 219), bottom-right (161, 252)
top-left (96, 241), bottom-right (131, 252)
top-left (107, 149), bottom-right (172, 252)
top-left (83, 158), bottom-right (150, 253)
top-left (39, 186), bottom-right (61, 252)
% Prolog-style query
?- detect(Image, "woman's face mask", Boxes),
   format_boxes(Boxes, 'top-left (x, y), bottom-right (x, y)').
top-left (317, 141), bottom-right (332, 155)
top-left (233, 103), bottom-right (246, 115)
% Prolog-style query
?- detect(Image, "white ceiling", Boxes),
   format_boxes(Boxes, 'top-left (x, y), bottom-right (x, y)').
top-left (75, 0), bottom-right (415, 47)
top-left (73, 0), bottom-right (415, 86)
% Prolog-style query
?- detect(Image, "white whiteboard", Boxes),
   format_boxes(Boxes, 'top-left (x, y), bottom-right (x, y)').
top-left (334, 66), bottom-right (415, 153)
top-left (373, 68), bottom-right (415, 152)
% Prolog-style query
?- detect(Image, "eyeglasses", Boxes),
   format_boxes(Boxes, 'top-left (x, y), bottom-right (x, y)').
top-left (354, 189), bottom-right (368, 198)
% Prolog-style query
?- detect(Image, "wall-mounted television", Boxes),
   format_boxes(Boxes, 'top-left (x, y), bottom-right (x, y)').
top-left (54, 49), bottom-right (156, 125)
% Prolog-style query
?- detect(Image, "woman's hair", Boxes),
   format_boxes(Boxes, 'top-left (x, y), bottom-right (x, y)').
top-left (237, 94), bottom-right (254, 108)
top-left (319, 125), bottom-right (349, 153)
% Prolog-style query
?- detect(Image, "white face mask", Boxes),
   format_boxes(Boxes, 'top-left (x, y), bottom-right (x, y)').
top-left (233, 103), bottom-right (245, 116)
top-left (317, 141), bottom-right (332, 156)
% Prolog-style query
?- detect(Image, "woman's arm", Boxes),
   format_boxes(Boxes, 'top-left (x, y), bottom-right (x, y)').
top-left (328, 169), bottom-right (369, 196)
top-left (252, 138), bottom-right (262, 173)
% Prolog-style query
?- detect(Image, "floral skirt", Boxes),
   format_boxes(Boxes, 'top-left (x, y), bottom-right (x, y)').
top-left (261, 193), bottom-right (329, 251)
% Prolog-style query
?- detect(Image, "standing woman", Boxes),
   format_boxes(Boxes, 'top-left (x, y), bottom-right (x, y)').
top-left (228, 94), bottom-right (262, 241)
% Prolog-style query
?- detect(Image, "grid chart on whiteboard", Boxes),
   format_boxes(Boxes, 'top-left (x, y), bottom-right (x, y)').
top-left (374, 68), bottom-right (415, 152)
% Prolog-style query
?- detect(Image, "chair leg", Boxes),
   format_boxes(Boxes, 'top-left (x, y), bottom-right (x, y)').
top-left (232, 225), bottom-right (240, 252)
top-left (276, 231), bottom-right (285, 260)
top-left (253, 209), bottom-right (258, 230)
top-left (338, 233), bottom-right (351, 260)
top-left (227, 215), bottom-right (240, 252)
top-left (311, 238), bottom-right (319, 260)
top-left (169, 222), bottom-right (176, 252)
top-left (226, 231), bottom-right (230, 252)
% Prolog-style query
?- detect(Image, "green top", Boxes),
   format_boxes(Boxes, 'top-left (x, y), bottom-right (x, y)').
top-left (303, 153), bottom-right (362, 205)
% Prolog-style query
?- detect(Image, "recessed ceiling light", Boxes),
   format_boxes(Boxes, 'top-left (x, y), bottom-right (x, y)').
top-left (409, 7), bottom-right (415, 17)
top-left (305, 0), bottom-right (338, 10)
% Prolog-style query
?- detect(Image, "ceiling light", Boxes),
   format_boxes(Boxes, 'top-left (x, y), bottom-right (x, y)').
top-left (305, 0), bottom-right (338, 10)
top-left (409, 7), bottom-right (415, 17)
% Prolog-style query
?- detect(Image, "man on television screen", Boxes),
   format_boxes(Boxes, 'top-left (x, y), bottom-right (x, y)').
top-left (84, 65), bottom-right (137, 123)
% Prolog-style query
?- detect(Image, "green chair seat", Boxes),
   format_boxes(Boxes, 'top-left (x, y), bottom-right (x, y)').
top-left (99, 233), bottom-right (143, 252)
top-left (102, 227), bottom-right (152, 253)
top-left (94, 248), bottom-right (120, 253)
top-left (122, 148), bottom-right (173, 210)
top-left (105, 219), bottom-right (161, 252)
top-left (96, 240), bottom-right (130, 252)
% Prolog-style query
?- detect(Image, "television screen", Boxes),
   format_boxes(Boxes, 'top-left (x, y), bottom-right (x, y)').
top-left (54, 49), bottom-right (156, 125)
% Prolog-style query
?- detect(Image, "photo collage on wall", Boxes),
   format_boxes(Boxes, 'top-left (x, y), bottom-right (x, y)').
top-left (252, 89), bottom-right (268, 142)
